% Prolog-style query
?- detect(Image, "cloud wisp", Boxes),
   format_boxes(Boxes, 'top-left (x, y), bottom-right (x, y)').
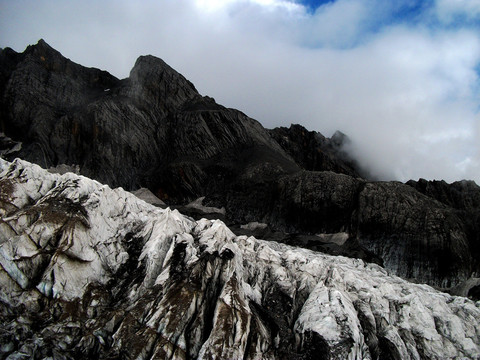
top-left (0, 0), bottom-right (479, 183)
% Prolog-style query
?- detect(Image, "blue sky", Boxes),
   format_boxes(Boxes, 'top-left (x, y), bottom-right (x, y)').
top-left (1, 0), bottom-right (480, 183)
top-left (297, 0), bottom-right (333, 11)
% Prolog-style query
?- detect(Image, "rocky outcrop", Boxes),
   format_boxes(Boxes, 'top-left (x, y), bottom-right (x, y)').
top-left (406, 178), bottom-right (480, 293)
top-left (220, 168), bottom-right (479, 289)
top-left (270, 124), bottom-right (362, 178)
top-left (406, 179), bottom-right (480, 260)
top-left (1, 158), bottom-right (479, 359)
top-left (355, 181), bottom-right (473, 288)
top-left (406, 178), bottom-right (480, 211)
top-left (132, 187), bottom-right (166, 207)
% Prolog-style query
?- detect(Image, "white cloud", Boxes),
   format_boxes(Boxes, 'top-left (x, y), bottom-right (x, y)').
top-left (305, 0), bottom-right (371, 47)
top-left (195, 0), bottom-right (302, 13)
top-left (435, 0), bottom-right (480, 23)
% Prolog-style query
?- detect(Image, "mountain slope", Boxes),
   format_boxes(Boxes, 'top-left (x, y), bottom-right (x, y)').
top-left (0, 39), bottom-right (302, 196)
top-left (1, 158), bottom-right (479, 359)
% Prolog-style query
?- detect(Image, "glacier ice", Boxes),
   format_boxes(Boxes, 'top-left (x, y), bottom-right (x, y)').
top-left (0, 158), bottom-right (479, 359)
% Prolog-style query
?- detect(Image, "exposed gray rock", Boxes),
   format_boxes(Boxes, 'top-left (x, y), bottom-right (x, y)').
top-left (1, 158), bottom-right (479, 359)
top-left (240, 221), bottom-right (268, 231)
top-left (47, 163), bottom-right (80, 175)
top-left (316, 232), bottom-right (349, 245)
top-left (450, 277), bottom-right (480, 300)
top-left (185, 196), bottom-right (225, 215)
top-left (407, 178), bottom-right (480, 283)
top-left (0, 133), bottom-right (21, 157)
top-left (125, 55), bottom-right (199, 112)
top-left (270, 124), bottom-right (363, 178)
top-left (355, 181), bottom-right (472, 288)
top-left (406, 178), bottom-right (480, 211)
top-left (131, 187), bottom-right (166, 207)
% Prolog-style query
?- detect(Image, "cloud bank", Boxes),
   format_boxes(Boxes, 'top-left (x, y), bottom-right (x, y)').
top-left (1, 0), bottom-right (479, 183)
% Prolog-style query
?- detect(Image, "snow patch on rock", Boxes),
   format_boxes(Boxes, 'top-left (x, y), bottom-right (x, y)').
top-left (186, 196), bottom-right (226, 215)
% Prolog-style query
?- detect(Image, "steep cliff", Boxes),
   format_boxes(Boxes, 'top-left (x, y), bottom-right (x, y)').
top-left (406, 178), bottom-right (480, 293)
top-left (1, 158), bottom-right (479, 359)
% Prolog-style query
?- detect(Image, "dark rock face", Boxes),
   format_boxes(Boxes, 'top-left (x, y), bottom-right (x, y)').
top-left (2, 40), bottom-right (119, 138)
top-left (406, 178), bottom-right (480, 211)
top-left (406, 178), bottom-right (480, 289)
top-left (406, 179), bottom-right (480, 258)
top-left (0, 40), bottom-right (299, 200)
top-left (273, 171), bottom-right (362, 233)
top-left (2, 40), bottom-right (480, 290)
top-left (270, 124), bottom-right (362, 178)
top-left (355, 181), bottom-right (472, 288)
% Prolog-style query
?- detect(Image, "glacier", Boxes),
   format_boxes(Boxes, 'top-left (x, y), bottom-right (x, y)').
top-left (0, 158), bottom-right (479, 359)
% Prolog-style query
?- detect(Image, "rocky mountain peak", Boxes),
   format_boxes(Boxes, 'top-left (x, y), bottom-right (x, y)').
top-left (127, 54), bottom-right (199, 109)
top-left (269, 124), bottom-right (361, 177)
top-left (25, 38), bottom-right (57, 55)
top-left (22, 39), bottom-right (79, 75)
top-left (331, 130), bottom-right (349, 148)
top-left (130, 54), bottom-right (183, 78)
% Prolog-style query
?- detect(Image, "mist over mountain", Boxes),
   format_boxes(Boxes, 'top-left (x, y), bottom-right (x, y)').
top-left (1, 40), bottom-right (480, 359)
